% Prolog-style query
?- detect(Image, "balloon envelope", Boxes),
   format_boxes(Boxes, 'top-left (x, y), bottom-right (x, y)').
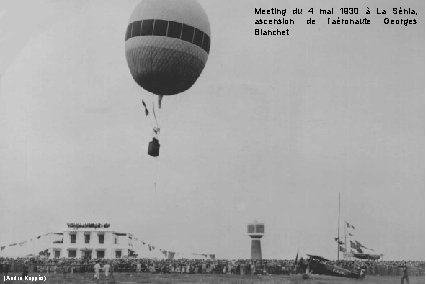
top-left (125, 0), bottom-right (210, 96)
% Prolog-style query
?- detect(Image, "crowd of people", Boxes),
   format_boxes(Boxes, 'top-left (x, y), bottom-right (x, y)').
top-left (0, 257), bottom-right (424, 278)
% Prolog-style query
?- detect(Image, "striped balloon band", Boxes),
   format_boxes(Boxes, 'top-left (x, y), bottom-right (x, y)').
top-left (125, 19), bottom-right (210, 53)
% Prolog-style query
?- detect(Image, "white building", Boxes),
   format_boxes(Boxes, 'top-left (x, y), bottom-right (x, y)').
top-left (49, 223), bottom-right (132, 259)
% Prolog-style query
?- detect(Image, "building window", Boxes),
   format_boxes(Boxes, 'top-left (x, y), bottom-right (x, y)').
top-left (115, 250), bottom-right (122, 258)
top-left (54, 250), bottom-right (61, 258)
top-left (98, 234), bottom-right (104, 244)
top-left (83, 250), bottom-right (92, 260)
top-left (114, 237), bottom-right (118, 244)
top-left (248, 225), bottom-right (255, 233)
top-left (85, 234), bottom-right (90, 244)
top-left (70, 233), bottom-right (76, 244)
top-left (97, 250), bottom-right (105, 259)
top-left (68, 250), bottom-right (76, 258)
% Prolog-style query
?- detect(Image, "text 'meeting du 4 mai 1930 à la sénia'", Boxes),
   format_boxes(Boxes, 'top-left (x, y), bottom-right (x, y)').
top-left (254, 6), bottom-right (419, 36)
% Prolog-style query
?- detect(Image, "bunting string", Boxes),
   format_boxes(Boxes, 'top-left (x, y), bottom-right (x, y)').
top-left (0, 232), bottom-right (62, 252)
top-left (1, 231), bottom-right (215, 260)
top-left (126, 233), bottom-right (215, 260)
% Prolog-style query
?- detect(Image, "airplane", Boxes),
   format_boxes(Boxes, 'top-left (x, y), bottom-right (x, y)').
top-left (306, 254), bottom-right (366, 279)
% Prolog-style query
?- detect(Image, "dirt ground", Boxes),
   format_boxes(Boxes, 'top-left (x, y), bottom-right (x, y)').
top-left (2, 273), bottom-right (424, 284)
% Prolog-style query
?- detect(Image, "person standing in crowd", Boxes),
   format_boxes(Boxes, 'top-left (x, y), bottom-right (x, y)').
top-left (202, 262), bottom-right (206, 274)
top-left (22, 261), bottom-right (29, 278)
top-left (93, 261), bottom-right (101, 281)
top-left (400, 263), bottom-right (409, 284)
top-left (3, 260), bottom-right (9, 276)
top-left (61, 263), bottom-right (67, 279)
top-left (298, 257), bottom-right (305, 274)
top-left (110, 261), bottom-right (115, 280)
top-left (103, 261), bottom-right (111, 278)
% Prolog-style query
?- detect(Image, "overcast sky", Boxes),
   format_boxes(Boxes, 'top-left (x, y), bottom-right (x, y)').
top-left (0, 0), bottom-right (424, 260)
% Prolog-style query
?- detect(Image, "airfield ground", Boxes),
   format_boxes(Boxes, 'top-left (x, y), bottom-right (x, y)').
top-left (2, 273), bottom-right (425, 284)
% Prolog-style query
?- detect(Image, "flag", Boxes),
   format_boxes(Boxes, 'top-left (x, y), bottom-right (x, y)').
top-left (294, 251), bottom-right (298, 264)
top-left (350, 240), bottom-right (366, 254)
top-left (37, 236), bottom-right (41, 239)
top-left (168, 251), bottom-right (175, 260)
top-left (142, 100), bottom-right (149, 116)
top-left (339, 246), bottom-right (346, 252)
top-left (1, 246), bottom-right (5, 251)
top-left (346, 222), bottom-right (355, 229)
top-left (334, 237), bottom-right (344, 245)
top-left (348, 232), bottom-right (353, 236)
top-left (9, 243), bottom-right (17, 246)
top-left (355, 240), bottom-right (367, 249)
top-left (148, 245), bottom-right (152, 251)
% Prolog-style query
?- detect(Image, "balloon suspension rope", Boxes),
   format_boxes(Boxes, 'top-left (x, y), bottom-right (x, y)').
top-left (154, 157), bottom-right (160, 191)
top-left (152, 96), bottom-right (162, 191)
top-left (152, 104), bottom-right (159, 131)
top-left (152, 107), bottom-right (160, 192)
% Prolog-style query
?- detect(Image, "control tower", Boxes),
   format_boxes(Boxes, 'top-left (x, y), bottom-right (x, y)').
top-left (247, 222), bottom-right (264, 260)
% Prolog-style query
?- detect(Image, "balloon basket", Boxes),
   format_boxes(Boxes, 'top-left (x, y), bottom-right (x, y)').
top-left (148, 137), bottom-right (160, 157)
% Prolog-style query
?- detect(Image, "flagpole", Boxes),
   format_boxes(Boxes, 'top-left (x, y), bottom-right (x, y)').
top-left (337, 192), bottom-right (340, 261)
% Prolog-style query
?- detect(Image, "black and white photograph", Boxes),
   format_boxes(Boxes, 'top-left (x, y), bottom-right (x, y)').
top-left (0, 0), bottom-right (424, 283)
